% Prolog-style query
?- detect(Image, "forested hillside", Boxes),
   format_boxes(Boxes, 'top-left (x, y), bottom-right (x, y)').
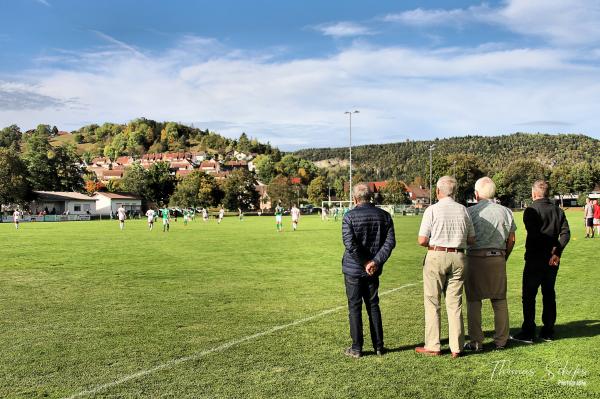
top-left (295, 133), bottom-right (600, 182)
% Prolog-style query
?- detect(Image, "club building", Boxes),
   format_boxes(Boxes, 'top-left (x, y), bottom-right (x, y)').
top-left (94, 192), bottom-right (142, 216)
top-left (32, 191), bottom-right (98, 215)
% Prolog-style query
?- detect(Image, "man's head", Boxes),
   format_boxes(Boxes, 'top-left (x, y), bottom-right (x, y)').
top-left (531, 180), bottom-right (550, 200)
top-left (436, 176), bottom-right (457, 200)
top-left (474, 177), bottom-right (496, 201)
top-left (352, 182), bottom-right (372, 204)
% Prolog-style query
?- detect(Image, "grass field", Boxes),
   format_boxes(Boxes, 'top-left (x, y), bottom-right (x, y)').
top-left (1, 210), bottom-right (598, 398)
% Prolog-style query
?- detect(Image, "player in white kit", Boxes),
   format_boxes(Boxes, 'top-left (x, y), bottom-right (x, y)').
top-left (117, 206), bottom-right (126, 230)
top-left (290, 205), bottom-right (300, 231)
top-left (218, 207), bottom-right (225, 224)
top-left (13, 209), bottom-right (21, 230)
top-left (146, 209), bottom-right (156, 231)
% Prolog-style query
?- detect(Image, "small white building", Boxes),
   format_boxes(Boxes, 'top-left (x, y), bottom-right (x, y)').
top-left (33, 191), bottom-right (97, 215)
top-left (94, 192), bottom-right (142, 216)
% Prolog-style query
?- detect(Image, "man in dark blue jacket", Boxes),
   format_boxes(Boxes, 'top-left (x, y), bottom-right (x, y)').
top-left (342, 183), bottom-right (396, 358)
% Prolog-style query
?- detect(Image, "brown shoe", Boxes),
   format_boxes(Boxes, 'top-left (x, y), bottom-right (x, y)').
top-left (451, 352), bottom-right (461, 359)
top-left (415, 347), bottom-right (441, 356)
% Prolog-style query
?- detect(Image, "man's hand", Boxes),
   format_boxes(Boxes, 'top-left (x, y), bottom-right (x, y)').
top-left (364, 260), bottom-right (378, 276)
top-left (549, 254), bottom-right (560, 267)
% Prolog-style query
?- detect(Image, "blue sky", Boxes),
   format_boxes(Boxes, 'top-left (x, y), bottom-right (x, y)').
top-left (1, 0), bottom-right (600, 149)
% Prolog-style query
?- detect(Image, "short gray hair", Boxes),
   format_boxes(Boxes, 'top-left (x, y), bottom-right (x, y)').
top-left (474, 177), bottom-right (496, 199)
top-left (436, 176), bottom-right (457, 197)
top-left (532, 180), bottom-right (549, 198)
top-left (352, 182), bottom-right (372, 202)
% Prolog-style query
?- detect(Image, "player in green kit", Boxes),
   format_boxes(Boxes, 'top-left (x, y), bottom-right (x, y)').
top-left (161, 207), bottom-right (170, 232)
top-left (275, 202), bottom-right (284, 232)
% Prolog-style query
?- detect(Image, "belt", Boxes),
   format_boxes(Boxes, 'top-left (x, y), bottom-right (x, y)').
top-left (468, 249), bottom-right (506, 257)
top-left (428, 246), bottom-right (465, 253)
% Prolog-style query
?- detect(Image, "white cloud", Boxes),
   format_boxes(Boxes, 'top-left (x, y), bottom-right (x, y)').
top-left (382, 5), bottom-right (491, 27)
top-left (312, 22), bottom-right (375, 38)
top-left (1, 37), bottom-right (599, 149)
top-left (384, 0), bottom-right (600, 46)
top-left (35, 0), bottom-right (51, 7)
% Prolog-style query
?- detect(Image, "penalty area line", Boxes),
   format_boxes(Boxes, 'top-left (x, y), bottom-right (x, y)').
top-left (62, 282), bottom-right (418, 399)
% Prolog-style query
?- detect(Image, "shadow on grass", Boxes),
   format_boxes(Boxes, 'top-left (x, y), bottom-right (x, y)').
top-left (555, 319), bottom-right (600, 339)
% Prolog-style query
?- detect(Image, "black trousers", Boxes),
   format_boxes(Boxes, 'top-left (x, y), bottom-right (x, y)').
top-left (521, 263), bottom-right (559, 336)
top-left (344, 274), bottom-right (383, 351)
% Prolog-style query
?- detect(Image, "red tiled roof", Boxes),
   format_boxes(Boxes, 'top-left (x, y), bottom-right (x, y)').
top-left (116, 156), bottom-right (131, 165)
top-left (170, 161), bottom-right (191, 169)
top-left (200, 160), bottom-right (218, 168)
top-left (176, 169), bottom-right (194, 177)
top-left (225, 160), bottom-right (248, 166)
top-left (102, 170), bottom-right (124, 177)
top-left (407, 184), bottom-right (430, 199)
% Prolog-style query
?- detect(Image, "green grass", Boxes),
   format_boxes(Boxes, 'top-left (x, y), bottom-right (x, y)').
top-left (0, 211), bottom-right (598, 398)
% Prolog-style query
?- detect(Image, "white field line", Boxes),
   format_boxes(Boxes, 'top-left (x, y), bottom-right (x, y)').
top-left (63, 282), bottom-right (418, 399)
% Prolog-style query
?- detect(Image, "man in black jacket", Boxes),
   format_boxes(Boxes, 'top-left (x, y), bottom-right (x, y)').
top-left (512, 180), bottom-right (570, 343)
top-left (342, 183), bottom-right (396, 358)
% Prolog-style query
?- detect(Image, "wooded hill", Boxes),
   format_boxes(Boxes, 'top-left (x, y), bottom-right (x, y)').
top-left (294, 133), bottom-right (600, 183)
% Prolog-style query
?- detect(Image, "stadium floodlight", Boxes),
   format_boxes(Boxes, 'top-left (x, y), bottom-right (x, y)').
top-left (345, 110), bottom-right (359, 202)
top-left (429, 144), bottom-right (436, 205)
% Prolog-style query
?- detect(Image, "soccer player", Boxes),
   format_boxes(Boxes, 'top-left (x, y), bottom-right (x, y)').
top-left (290, 204), bottom-right (300, 231)
top-left (218, 207), bottom-right (225, 224)
top-left (146, 208), bottom-right (156, 231)
top-left (183, 209), bottom-right (189, 226)
top-left (275, 202), bottom-right (284, 232)
top-left (117, 206), bottom-right (126, 231)
top-left (321, 206), bottom-right (328, 221)
top-left (13, 209), bottom-right (21, 230)
top-left (238, 207), bottom-right (244, 221)
top-left (202, 208), bottom-right (209, 222)
top-left (161, 207), bottom-right (170, 232)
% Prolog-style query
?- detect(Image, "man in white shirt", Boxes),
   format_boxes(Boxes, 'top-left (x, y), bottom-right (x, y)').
top-left (416, 176), bottom-right (475, 359)
top-left (290, 205), bottom-right (300, 231)
top-left (146, 209), bottom-right (156, 231)
top-left (13, 209), bottom-right (21, 230)
top-left (202, 208), bottom-right (209, 222)
top-left (218, 207), bottom-right (225, 224)
top-left (117, 206), bottom-right (126, 230)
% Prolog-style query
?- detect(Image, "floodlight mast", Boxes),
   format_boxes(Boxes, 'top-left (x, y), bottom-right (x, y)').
top-left (429, 144), bottom-right (436, 205)
top-left (345, 110), bottom-right (359, 202)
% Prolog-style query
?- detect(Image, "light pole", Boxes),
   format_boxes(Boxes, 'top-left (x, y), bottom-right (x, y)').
top-left (429, 144), bottom-right (436, 205)
top-left (345, 110), bottom-right (359, 202)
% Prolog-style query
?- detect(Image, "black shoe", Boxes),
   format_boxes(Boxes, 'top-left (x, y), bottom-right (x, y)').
top-left (375, 347), bottom-right (385, 356)
top-left (510, 332), bottom-right (534, 344)
top-left (539, 332), bottom-right (554, 342)
top-left (494, 344), bottom-right (506, 350)
top-left (344, 347), bottom-right (362, 358)
top-left (463, 342), bottom-right (483, 352)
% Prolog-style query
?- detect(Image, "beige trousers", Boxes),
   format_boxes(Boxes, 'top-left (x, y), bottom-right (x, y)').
top-left (465, 254), bottom-right (509, 347)
top-left (467, 299), bottom-right (509, 347)
top-left (422, 251), bottom-right (466, 353)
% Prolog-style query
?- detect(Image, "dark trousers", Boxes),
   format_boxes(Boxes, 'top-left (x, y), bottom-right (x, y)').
top-left (344, 274), bottom-right (383, 351)
top-left (521, 263), bottom-right (558, 336)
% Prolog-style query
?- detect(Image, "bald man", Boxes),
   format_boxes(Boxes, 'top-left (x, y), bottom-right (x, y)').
top-left (465, 177), bottom-right (516, 351)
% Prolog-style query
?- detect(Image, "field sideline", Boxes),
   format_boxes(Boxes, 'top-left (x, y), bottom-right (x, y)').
top-left (1, 211), bottom-right (598, 398)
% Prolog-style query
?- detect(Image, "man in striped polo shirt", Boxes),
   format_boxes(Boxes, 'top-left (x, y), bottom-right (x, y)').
top-left (417, 176), bottom-right (475, 358)
top-left (465, 177), bottom-right (516, 351)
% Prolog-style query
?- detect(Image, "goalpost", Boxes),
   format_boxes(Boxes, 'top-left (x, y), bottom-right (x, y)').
top-left (320, 200), bottom-right (353, 220)
top-left (321, 200), bottom-right (353, 209)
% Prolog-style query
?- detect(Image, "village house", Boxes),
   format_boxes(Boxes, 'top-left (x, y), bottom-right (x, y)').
top-left (94, 192), bottom-right (142, 216)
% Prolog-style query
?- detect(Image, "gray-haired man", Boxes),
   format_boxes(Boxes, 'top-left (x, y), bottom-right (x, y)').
top-left (417, 176), bottom-right (475, 358)
top-left (465, 177), bottom-right (516, 351)
top-left (342, 183), bottom-right (396, 358)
